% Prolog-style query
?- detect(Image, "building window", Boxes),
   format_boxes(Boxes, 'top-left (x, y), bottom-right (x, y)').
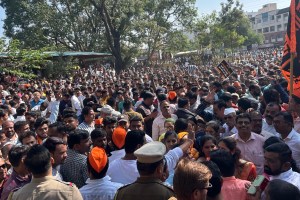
top-left (284, 23), bottom-right (288, 29)
top-left (263, 27), bottom-right (269, 33)
top-left (257, 19), bottom-right (261, 23)
top-left (277, 24), bottom-right (282, 31)
top-left (270, 15), bottom-right (275, 20)
top-left (257, 29), bottom-right (262, 33)
top-left (262, 12), bottom-right (269, 22)
top-left (283, 13), bottom-right (289, 21)
top-left (270, 26), bottom-right (275, 32)
top-left (277, 34), bottom-right (283, 41)
top-left (276, 15), bottom-right (281, 22)
top-left (271, 36), bottom-right (276, 42)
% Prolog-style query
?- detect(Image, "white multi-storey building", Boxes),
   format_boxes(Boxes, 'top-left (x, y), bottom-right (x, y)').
top-left (249, 3), bottom-right (289, 48)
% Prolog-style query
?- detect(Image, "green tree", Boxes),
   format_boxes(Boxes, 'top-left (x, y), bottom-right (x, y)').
top-left (193, 0), bottom-right (263, 58)
top-left (135, 0), bottom-right (197, 63)
top-left (1, 0), bottom-right (197, 73)
top-left (42, 56), bottom-right (79, 79)
top-left (218, 0), bottom-right (246, 53)
top-left (164, 31), bottom-right (195, 53)
top-left (0, 38), bottom-right (79, 79)
top-left (0, 39), bottom-right (49, 78)
top-left (193, 12), bottom-right (225, 53)
top-left (0, 0), bottom-right (107, 51)
top-left (89, 0), bottom-right (197, 70)
top-left (218, 0), bottom-right (262, 51)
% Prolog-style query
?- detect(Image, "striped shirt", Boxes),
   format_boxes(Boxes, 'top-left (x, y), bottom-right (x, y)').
top-left (77, 121), bottom-right (95, 134)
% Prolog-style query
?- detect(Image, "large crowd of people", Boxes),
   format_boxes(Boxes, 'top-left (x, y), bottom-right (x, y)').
top-left (0, 47), bottom-right (300, 200)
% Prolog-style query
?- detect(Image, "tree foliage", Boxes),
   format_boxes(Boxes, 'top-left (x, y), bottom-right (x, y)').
top-left (193, 12), bottom-right (223, 52)
top-left (0, 0), bottom-right (197, 72)
top-left (219, 0), bottom-right (263, 48)
top-left (0, 39), bottom-right (49, 78)
top-left (0, 0), bottom-right (263, 70)
top-left (164, 31), bottom-right (195, 53)
top-left (0, 0), bottom-right (107, 51)
top-left (0, 38), bottom-right (81, 79)
top-left (193, 0), bottom-right (263, 55)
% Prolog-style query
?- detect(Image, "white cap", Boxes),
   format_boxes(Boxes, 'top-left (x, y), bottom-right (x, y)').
top-left (97, 106), bottom-right (113, 114)
top-left (224, 108), bottom-right (236, 116)
top-left (231, 93), bottom-right (240, 98)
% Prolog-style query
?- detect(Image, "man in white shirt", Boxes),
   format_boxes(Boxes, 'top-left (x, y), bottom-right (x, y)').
top-left (107, 130), bottom-right (193, 185)
top-left (78, 106), bottom-right (95, 134)
top-left (243, 84), bottom-right (261, 103)
top-left (49, 90), bottom-right (61, 124)
top-left (289, 94), bottom-right (300, 133)
top-left (71, 90), bottom-right (82, 116)
top-left (187, 91), bottom-right (199, 113)
top-left (221, 108), bottom-right (238, 138)
top-left (129, 116), bottom-right (153, 143)
top-left (107, 130), bottom-right (145, 184)
top-left (76, 89), bottom-right (85, 108)
top-left (262, 102), bottom-right (281, 136)
top-left (0, 85), bottom-right (9, 98)
top-left (13, 106), bottom-right (26, 123)
top-left (273, 111), bottom-right (300, 169)
top-left (43, 137), bottom-right (67, 181)
top-left (249, 111), bottom-right (274, 139)
top-left (152, 101), bottom-right (177, 141)
top-left (44, 90), bottom-right (55, 113)
top-left (105, 97), bottom-right (121, 118)
top-left (264, 143), bottom-right (300, 189)
top-left (80, 147), bottom-right (123, 200)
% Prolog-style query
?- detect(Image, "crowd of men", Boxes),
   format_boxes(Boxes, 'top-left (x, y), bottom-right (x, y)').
top-left (0, 47), bottom-right (300, 200)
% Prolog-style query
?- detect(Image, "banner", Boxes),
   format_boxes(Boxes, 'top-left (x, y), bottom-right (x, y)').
top-left (215, 60), bottom-right (233, 78)
top-left (281, 0), bottom-right (300, 90)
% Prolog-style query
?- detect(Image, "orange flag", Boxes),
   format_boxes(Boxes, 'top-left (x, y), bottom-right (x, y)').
top-left (281, 0), bottom-right (300, 95)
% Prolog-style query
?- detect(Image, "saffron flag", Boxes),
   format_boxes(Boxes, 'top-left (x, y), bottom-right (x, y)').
top-left (281, 0), bottom-right (300, 91)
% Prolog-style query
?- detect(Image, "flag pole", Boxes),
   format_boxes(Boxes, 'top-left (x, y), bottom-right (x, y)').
top-left (290, 53), bottom-right (294, 96)
top-left (289, 0), bottom-right (296, 96)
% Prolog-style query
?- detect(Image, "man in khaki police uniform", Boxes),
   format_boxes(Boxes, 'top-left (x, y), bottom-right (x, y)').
top-left (9, 144), bottom-right (83, 200)
top-left (114, 141), bottom-right (175, 200)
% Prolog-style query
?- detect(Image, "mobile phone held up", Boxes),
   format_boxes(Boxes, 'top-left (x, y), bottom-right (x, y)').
top-left (247, 175), bottom-right (269, 195)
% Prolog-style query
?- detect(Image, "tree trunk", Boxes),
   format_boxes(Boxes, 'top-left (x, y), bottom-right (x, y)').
top-left (114, 53), bottom-right (124, 74)
top-left (112, 32), bottom-right (126, 74)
